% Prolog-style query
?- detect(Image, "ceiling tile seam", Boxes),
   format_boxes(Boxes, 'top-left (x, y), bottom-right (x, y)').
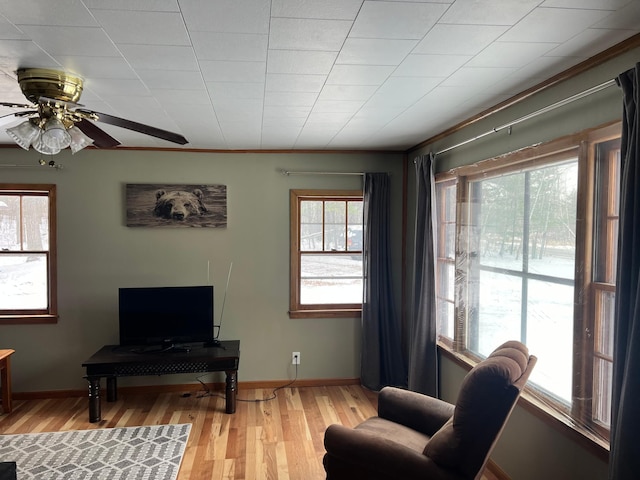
top-left (162, 1), bottom-right (227, 147)
top-left (288, 2), bottom-right (367, 149)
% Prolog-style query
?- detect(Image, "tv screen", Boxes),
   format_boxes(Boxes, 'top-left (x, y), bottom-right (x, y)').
top-left (118, 285), bottom-right (214, 347)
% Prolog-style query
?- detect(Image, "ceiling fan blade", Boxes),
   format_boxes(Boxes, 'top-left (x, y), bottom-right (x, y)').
top-left (0, 101), bottom-right (34, 109)
top-left (76, 108), bottom-right (188, 145)
top-left (75, 118), bottom-right (121, 148)
top-left (0, 110), bottom-right (37, 127)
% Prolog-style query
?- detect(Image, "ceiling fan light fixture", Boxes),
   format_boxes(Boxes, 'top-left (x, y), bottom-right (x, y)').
top-left (41, 116), bottom-right (71, 150)
top-left (6, 119), bottom-right (40, 150)
top-left (32, 132), bottom-right (62, 155)
top-left (68, 126), bottom-right (93, 154)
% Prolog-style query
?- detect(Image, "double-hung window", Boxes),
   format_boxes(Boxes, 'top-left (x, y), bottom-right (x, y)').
top-left (434, 125), bottom-right (620, 448)
top-left (0, 184), bottom-right (57, 323)
top-left (289, 189), bottom-right (363, 318)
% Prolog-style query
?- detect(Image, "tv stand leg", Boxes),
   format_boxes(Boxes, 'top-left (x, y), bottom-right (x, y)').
top-left (225, 370), bottom-right (237, 414)
top-left (88, 377), bottom-right (101, 423)
top-left (106, 377), bottom-right (117, 402)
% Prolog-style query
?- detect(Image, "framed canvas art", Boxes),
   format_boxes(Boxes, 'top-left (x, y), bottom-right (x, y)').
top-left (126, 183), bottom-right (227, 228)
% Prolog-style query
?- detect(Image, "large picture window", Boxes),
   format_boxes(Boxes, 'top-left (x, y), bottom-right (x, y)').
top-left (289, 189), bottom-right (363, 318)
top-left (434, 125), bottom-right (621, 448)
top-left (0, 184), bottom-right (57, 323)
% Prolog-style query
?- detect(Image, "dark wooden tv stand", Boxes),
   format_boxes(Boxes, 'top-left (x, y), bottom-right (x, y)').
top-left (82, 340), bottom-right (240, 423)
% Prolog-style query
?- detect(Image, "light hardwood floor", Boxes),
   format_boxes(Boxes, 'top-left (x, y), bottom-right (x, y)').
top-left (0, 385), bottom-right (499, 480)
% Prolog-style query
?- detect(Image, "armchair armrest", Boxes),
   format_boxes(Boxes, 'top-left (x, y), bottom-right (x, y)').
top-left (378, 387), bottom-right (455, 436)
top-left (324, 424), bottom-right (447, 479)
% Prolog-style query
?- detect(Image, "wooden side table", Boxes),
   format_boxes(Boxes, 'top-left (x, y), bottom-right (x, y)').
top-left (0, 349), bottom-right (14, 414)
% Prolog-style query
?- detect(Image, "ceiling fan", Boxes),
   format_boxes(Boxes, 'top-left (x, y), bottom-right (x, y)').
top-left (0, 68), bottom-right (188, 155)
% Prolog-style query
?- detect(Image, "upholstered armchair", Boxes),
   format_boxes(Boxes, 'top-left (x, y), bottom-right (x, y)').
top-left (323, 341), bottom-right (536, 480)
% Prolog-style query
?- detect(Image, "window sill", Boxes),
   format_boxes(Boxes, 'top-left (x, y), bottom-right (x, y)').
top-left (288, 309), bottom-right (361, 319)
top-left (438, 343), bottom-right (609, 462)
top-left (0, 314), bottom-right (58, 325)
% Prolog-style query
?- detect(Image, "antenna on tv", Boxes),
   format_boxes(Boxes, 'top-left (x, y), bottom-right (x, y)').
top-left (211, 262), bottom-right (233, 346)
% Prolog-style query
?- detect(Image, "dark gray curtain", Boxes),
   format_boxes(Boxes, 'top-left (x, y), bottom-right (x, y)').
top-left (610, 62), bottom-right (640, 480)
top-left (360, 172), bottom-right (407, 390)
top-left (407, 154), bottom-right (438, 396)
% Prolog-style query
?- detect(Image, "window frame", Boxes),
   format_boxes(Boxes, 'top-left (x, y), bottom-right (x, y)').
top-left (0, 183), bottom-right (58, 324)
top-left (289, 189), bottom-right (363, 319)
top-left (434, 123), bottom-right (621, 455)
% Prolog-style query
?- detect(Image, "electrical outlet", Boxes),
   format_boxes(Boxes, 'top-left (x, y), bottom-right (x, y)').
top-left (292, 351), bottom-right (300, 365)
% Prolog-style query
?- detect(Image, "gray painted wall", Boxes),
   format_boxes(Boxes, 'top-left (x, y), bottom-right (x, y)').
top-left (1, 149), bottom-right (403, 392)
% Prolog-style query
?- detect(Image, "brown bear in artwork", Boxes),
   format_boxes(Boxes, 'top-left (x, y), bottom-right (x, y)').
top-left (153, 189), bottom-right (208, 220)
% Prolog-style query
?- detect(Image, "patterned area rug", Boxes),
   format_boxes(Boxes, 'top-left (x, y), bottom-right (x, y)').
top-left (0, 423), bottom-right (191, 480)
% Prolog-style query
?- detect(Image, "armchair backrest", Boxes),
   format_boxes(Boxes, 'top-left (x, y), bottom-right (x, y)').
top-left (423, 341), bottom-right (536, 479)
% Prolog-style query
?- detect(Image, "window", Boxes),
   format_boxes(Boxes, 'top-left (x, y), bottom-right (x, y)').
top-left (0, 184), bottom-right (57, 324)
top-left (434, 125), bottom-right (620, 447)
top-left (589, 137), bottom-right (620, 437)
top-left (435, 179), bottom-right (456, 342)
top-left (289, 189), bottom-right (363, 318)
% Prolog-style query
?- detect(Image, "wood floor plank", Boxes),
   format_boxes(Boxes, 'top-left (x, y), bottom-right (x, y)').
top-left (0, 385), bottom-right (498, 479)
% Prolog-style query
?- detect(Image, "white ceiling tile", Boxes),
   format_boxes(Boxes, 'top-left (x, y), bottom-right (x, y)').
top-left (266, 74), bottom-right (326, 92)
top-left (545, 28), bottom-right (635, 58)
top-left (117, 45), bottom-right (198, 71)
top-left (393, 54), bottom-right (471, 77)
top-left (313, 99), bottom-right (365, 113)
top-left (540, 0), bottom-right (630, 9)
top-left (85, 0), bottom-right (179, 11)
top-left (263, 105), bottom-right (311, 118)
top-left (0, 16), bottom-right (28, 40)
top-left (594, 1), bottom-right (640, 30)
top-left (260, 127), bottom-right (300, 149)
top-left (336, 38), bottom-right (417, 65)
top-left (149, 88), bottom-right (207, 106)
top-left (349, 1), bottom-right (448, 39)
top-left (466, 42), bottom-right (558, 68)
top-left (208, 82), bottom-right (264, 101)
top-left (441, 67), bottom-right (518, 90)
top-left (271, 0), bottom-right (363, 20)
top-left (214, 98), bottom-right (263, 123)
top-left (414, 24), bottom-right (509, 56)
top-left (264, 91), bottom-right (318, 106)
top-left (17, 26), bottom-right (120, 56)
top-left (91, 10), bottom-right (190, 45)
top-left (501, 8), bottom-right (612, 43)
top-left (326, 65), bottom-right (394, 85)
top-left (199, 61), bottom-right (266, 83)
top-left (180, 0), bottom-right (271, 34)
top-left (0, 39), bottom-right (59, 71)
top-left (440, 0), bottom-right (540, 25)
top-left (55, 56), bottom-right (137, 79)
top-left (267, 50), bottom-right (338, 75)
top-left (0, 0), bottom-right (98, 27)
top-left (262, 116), bottom-right (306, 128)
top-left (136, 69), bottom-right (206, 90)
top-left (269, 18), bottom-right (352, 51)
top-left (82, 78), bottom-right (151, 98)
top-left (317, 85), bottom-right (378, 101)
top-left (307, 110), bottom-right (353, 124)
top-left (191, 32), bottom-right (268, 62)
top-left (366, 76), bottom-right (440, 108)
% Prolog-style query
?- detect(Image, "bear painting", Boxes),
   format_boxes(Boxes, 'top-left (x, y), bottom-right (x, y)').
top-left (153, 189), bottom-right (208, 220)
top-left (126, 183), bottom-right (227, 228)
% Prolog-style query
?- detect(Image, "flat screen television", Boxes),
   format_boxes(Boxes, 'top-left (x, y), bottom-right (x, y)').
top-left (118, 285), bottom-right (214, 347)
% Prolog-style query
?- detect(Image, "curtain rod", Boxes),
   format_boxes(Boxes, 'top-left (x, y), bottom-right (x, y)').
top-left (435, 78), bottom-right (618, 156)
top-left (279, 168), bottom-right (364, 176)
top-left (0, 163), bottom-right (63, 170)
